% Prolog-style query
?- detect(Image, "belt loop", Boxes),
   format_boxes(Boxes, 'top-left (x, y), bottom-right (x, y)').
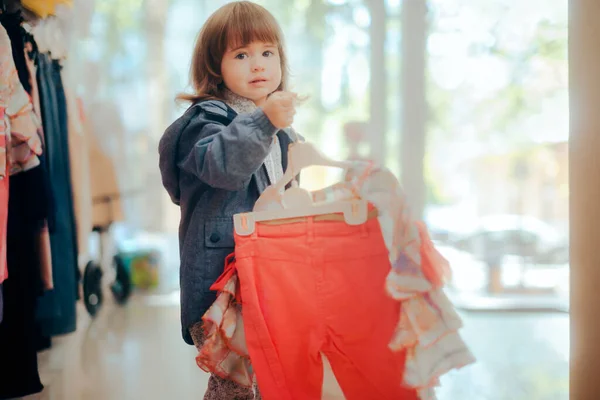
top-left (360, 220), bottom-right (369, 238)
top-left (306, 217), bottom-right (314, 243)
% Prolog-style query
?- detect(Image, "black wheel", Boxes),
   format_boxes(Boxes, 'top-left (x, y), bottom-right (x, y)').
top-left (111, 255), bottom-right (132, 305)
top-left (83, 260), bottom-right (104, 317)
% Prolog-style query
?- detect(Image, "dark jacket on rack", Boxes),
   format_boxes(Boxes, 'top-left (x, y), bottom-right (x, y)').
top-left (159, 100), bottom-right (298, 345)
top-left (34, 53), bottom-right (78, 337)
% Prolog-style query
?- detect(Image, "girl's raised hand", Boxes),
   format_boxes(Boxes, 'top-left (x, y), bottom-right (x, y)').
top-left (262, 91), bottom-right (298, 129)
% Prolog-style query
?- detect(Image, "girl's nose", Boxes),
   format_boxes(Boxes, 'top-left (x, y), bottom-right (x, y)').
top-left (251, 61), bottom-right (265, 72)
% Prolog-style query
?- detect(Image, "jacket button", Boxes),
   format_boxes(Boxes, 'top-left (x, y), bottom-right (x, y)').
top-left (209, 233), bottom-right (221, 243)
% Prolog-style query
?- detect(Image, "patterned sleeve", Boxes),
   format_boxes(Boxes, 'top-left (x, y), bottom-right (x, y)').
top-left (0, 25), bottom-right (42, 177)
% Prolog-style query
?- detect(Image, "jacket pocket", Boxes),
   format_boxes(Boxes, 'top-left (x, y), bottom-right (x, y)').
top-left (203, 217), bottom-right (235, 279)
top-left (204, 217), bottom-right (235, 248)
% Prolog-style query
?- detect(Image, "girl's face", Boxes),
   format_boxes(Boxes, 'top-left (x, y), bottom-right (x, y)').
top-left (221, 40), bottom-right (282, 106)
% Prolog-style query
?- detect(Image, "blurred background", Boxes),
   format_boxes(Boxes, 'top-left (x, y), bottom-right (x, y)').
top-left (0, 0), bottom-right (570, 399)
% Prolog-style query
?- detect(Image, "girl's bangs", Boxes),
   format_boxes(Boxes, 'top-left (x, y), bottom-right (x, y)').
top-left (223, 7), bottom-right (282, 50)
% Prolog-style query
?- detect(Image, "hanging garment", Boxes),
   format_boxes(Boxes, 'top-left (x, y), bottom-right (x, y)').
top-left (232, 214), bottom-right (418, 400)
top-left (0, 166), bottom-right (48, 399)
top-left (21, 34), bottom-right (54, 291)
top-left (0, 25), bottom-right (42, 179)
top-left (197, 164), bottom-right (474, 399)
top-left (0, 25), bottom-right (43, 284)
top-left (0, 21), bottom-right (48, 398)
top-left (34, 53), bottom-right (78, 336)
top-left (52, 56), bottom-right (79, 319)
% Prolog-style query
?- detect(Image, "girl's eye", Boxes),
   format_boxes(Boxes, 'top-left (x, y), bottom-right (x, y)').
top-left (263, 50), bottom-right (274, 57)
top-left (235, 53), bottom-right (248, 60)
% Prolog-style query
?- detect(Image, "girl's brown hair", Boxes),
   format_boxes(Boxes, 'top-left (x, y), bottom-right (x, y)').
top-left (177, 1), bottom-right (289, 104)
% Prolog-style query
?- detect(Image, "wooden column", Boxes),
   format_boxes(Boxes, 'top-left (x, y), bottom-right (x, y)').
top-left (569, 0), bottom-right (600, 398)
top-left (400, 0), bottom-right (428, 219)
top-left (368, 0), bottom-right (387, 164)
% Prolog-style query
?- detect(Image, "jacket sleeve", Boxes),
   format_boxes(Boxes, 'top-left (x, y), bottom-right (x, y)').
top-left (178, 106), bottom-right (279, 191)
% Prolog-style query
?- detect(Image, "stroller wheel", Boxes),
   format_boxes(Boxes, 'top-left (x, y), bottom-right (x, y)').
top-left (111, 255), bottom-right (132, 305)
top-left (83, 261), bottom-right (104, 317)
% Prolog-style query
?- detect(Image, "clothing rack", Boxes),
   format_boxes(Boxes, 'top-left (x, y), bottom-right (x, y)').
top-left (0, 8), bottom-right (125, 398)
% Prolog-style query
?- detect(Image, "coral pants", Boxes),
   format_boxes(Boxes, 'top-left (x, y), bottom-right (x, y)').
top-left (233, 216), bottom-right (419, 400)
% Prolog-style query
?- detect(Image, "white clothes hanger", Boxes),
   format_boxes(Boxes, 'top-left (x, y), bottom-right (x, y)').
top-left (234, 140), bottom-right (369, 236)
top-left (272, 140), bottom-right (355, 193)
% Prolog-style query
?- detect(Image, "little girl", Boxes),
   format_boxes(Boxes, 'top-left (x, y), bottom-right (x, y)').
top-left (158, 2), bottom-right (299, 399)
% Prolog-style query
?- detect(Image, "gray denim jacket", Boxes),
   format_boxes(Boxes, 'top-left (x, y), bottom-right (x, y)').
top-left (158, 100), bottom-right (298, 345)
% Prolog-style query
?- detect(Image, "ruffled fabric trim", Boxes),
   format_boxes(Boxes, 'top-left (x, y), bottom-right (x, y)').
top-left (385, 220), bottom-right (474, 399)
top-left (195, 256), bottom-right (254, 388)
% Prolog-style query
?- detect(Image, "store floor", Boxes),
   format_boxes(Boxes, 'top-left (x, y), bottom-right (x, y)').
top-left (32, 292), bottom-right (208, 400)
top-left (28, 290), bottom-right (569, 400)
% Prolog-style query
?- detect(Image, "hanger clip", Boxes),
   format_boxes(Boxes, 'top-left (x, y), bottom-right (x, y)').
top-left (234, 213), bottom-right (256, 236)
top-left (343, 200), bottom-right (368, 225)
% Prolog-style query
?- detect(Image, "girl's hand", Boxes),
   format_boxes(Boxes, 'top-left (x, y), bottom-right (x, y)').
top-left (262, 91), bottom-right (298, 129)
